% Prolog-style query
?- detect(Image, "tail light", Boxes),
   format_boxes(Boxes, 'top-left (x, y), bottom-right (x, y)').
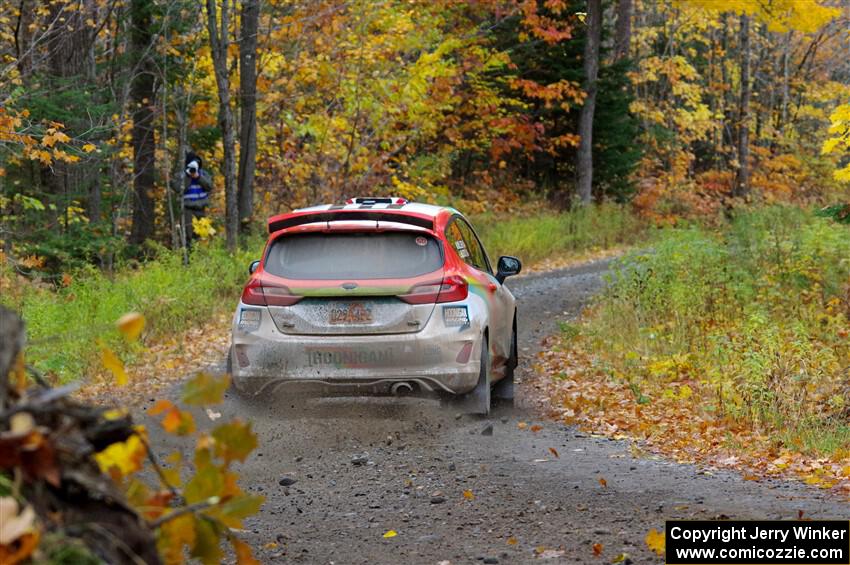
top-left (241, 278), bottom-right (302, 306)
top-left (400, 275), bottom-right (468, 304)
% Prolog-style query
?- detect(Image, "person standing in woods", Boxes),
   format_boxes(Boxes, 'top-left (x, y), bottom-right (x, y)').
top-left (182, 151), bottom-right (214, 248)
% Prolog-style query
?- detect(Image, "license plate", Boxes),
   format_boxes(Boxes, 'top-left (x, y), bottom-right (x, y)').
top-left (329, 302), bottom-right (373, 324)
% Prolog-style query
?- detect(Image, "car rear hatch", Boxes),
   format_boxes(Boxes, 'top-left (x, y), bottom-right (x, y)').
top-left (248, 229), bottom-right (461, 335)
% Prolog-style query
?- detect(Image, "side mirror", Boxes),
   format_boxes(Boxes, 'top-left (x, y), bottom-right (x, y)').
top-left (248, 260), bottom-right (260, 275)
top-left (496, 256), bottom-right (522, 284)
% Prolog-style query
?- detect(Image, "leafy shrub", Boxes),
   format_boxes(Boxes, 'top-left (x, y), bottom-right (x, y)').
top-left (587, 206), bottom-right (850, 452)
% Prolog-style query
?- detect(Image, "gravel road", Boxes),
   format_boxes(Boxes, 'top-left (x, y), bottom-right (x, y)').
top-left (145, 258), bottom-right (849, 564)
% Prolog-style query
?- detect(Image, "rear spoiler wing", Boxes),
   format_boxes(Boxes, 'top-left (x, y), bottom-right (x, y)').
top-left (268, 210), bottom-right (434, 233)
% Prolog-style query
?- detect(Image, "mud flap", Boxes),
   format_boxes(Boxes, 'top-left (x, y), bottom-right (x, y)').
top-left (442, 336), bottom-right (491, 415)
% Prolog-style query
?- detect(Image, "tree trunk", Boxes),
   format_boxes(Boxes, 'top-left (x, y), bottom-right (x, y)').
top-left (734, 13), bottom-right (751, 199)
top-left (614, 0), bottom-right (632, 62)
top-left (43, 0), bottom-right (96, 227)
top-left (781, 31), bottom-right (791, 130)
top-left (238, 0), bottom-right (260, 231)
top-left (575, 0), bottom-right (602, 206)
top-left (129, 0), bottom-right (157, 245)
top-left (206, 0), bottom-right (239, 251)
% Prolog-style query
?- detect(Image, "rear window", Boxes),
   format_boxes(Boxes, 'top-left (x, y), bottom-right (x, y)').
top-left (265, 232), bottom-right (443, 280)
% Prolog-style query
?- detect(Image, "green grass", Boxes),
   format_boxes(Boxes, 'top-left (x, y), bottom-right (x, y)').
top-left (472, 203), bottom-right (647, 265)
top-left (585, 205), bottom-right (850, 454)
top-left (3, 240), bottom-right (262, 381)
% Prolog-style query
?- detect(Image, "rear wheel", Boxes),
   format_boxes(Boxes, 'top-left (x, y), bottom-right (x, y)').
top-left (493, 322), bottom-right (517, 403)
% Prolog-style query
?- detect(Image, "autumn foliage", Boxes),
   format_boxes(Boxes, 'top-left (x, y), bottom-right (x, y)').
top-left (0, 309), bottom-right (262, 564)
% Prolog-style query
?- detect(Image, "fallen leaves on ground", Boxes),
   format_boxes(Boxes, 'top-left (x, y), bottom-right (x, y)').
top-left (645, 529), bottom-right (665, 556)
top-left (383, 530), bottom-right (397, 538)
top-left (592, 542), bottom-right (603, 556)
top-left (533, 333), bottom-right (850, 497)
top-left (77, 312), bottom-right (232, 406)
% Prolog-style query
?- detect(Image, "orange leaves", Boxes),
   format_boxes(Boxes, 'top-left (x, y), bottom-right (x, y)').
top-left (40, 128), bottom-right (70, 148)
top-left (508, 78), bottom-right (584, 110)
top-left (149, 400), bottom-right (196, 436)
top-left (147, 371), bottom-right (263, 564)
top-left (462, 489), bottom-right (475, 500)
top-left (592, 542), bottom-right (603, 557)
top-left (598, 477), bottom-right (607, 488)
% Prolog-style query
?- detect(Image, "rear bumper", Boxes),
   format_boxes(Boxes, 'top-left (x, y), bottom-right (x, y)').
top-left (230, 303), bottom-right (483, 396)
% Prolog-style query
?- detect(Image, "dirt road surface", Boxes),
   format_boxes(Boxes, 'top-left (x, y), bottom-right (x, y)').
top-left (145, 258), bottom-right (848, 564)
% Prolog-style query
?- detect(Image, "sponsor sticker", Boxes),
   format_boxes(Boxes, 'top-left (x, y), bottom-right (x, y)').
top-left (443, 305), bottom-right (470, 328)
top-left (415, 236), bottom-right (428, 247)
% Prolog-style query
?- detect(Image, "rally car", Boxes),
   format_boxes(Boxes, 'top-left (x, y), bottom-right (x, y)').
top-left (228, 197), bottom-right (521, 414)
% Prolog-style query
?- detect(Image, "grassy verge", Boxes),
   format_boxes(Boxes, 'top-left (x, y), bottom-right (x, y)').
top-left (543, 206), bottom-right (850, 487)
top-left (473, 202), bottom-right (646, 264)
top-left (1, 241), bottom-right (260, 381)
top-left (3, 204), bottom-right (647, 382)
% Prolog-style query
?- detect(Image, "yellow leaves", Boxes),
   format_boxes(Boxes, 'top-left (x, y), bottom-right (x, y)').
top-left (823, 104), bottom-right (850, 183)
top-left (645, 529), bottom-right (665, 556)
top-left (192, 216), bottom-right (216, 239)
top-left (101, 346), bottom-right (128, 386)
top-left (82, 143), bottom-right (97, 153)
top-left (462, 489), bottom-right (474, 500)
top-left (507, 536), bottom-right (518, 545)
top-left (95, 433), bottom-right (147, 477)
top-left (40, 128), bottom-right (70, 148)
top-left (117, 312), bottom-right (146, 341)
top-left (674, 0), bottom-right (839, 32)
top-left (383, 530), bottom-right (398, 538)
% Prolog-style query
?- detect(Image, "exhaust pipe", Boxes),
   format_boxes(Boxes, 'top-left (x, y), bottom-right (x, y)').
top-left (390, 382), bottom-right (414, 396)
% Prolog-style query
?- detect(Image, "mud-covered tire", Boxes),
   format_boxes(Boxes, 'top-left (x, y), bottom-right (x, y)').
top-left (493, 323), bottom-right (517, 403)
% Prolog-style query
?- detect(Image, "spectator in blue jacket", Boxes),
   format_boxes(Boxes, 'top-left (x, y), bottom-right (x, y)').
top-left (183, 151), bottom-right (213, 247)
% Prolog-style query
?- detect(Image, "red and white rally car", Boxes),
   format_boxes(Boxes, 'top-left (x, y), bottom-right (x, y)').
top-left (229, 197), bottom-right (521, 414)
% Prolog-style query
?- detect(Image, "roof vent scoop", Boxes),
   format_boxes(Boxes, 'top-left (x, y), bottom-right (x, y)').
top-left (345, 197), bottom-right (408, 205)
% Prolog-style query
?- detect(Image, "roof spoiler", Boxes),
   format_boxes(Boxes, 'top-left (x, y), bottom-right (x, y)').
top-left (268, 210), bottom-right (434, 234)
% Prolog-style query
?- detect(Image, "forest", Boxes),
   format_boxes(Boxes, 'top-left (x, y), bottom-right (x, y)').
top-left (0, 0), bottom-right (847, 268)
top-left (2, 1), bottom-right (850, 564)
